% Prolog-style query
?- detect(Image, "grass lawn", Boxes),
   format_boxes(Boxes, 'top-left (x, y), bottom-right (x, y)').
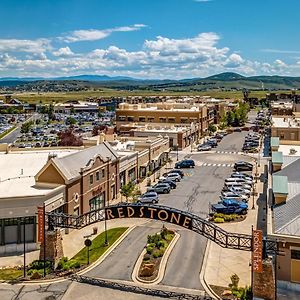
top-left (0, 268), bottom-right (23, 281)
top-left (0, 89), bottom-right (296, 104)
top-left (71, 227), bottom-right (128, 266)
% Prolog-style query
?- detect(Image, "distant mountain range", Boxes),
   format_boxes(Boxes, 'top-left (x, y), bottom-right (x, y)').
top-left (1, 72), bottom-right (300, 91)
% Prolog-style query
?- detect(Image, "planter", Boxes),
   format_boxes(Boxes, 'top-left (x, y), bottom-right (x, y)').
top-left (133, 229), bottom-right (179, 285)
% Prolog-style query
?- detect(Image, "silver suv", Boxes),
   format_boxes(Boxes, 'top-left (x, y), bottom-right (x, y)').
top-left (147, 183), bottom-right (171, 194)
top-left (137, 192), bottom-right (159, 204)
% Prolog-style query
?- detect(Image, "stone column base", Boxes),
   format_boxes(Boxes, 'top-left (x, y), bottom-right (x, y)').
top-left (39, 230), bottom-right (64, 268)
top-left (253, 257), bottom-right (276, 300)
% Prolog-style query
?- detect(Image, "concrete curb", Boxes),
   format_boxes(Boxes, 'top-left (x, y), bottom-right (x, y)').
top-left (132, 231), bottom-right (180, 285)
top-left (199, 240), bottom-right (220, 300)
top-left (6, 225), bottom-right (137, 286)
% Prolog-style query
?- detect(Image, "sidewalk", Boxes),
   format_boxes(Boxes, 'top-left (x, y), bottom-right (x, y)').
top-left (0, 218), bottom-right (148, 268)
top-left (203, 164), bottom-right (264, 291)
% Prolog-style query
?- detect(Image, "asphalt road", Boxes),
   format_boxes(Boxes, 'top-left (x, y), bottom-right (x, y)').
top-left (160, 229), bottom-right (205, 290)
top-left (0, 126), bottom-right (20, 144)
top-left (214, 131), bottom-right (247, 152)
top-left (86, 224), bottom-right (158, 281)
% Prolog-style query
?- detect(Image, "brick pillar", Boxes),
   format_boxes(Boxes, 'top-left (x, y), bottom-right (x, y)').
top-left (253, 257), bottom-right (276, 300)
top-left (39, 230), bottom-right (64, 268)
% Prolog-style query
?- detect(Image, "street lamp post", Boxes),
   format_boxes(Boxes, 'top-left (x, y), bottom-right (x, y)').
top-left (23, 217), bottom-right (26, 277)
top-left (104, 157), bottom-right (111, 246)
top-left (252, 182), bottom-right (255, 210)
top-left (176, 144), bottom-right (179, 161)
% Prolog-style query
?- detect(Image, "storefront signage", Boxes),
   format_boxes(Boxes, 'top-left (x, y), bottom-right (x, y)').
top-left (252, 229), bottom-right (263, 273)
top-left (105, 205), bottom-right (192, 229)
top-left (92, 186), bottom-right (103, 196)
top-left (37, 206), bottom-right (44, 243)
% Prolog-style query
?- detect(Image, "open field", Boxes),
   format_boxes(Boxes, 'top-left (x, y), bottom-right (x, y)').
top-left (0, 89), bottom-right (298, 104)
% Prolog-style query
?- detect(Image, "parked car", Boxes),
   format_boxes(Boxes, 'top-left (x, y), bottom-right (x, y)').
top-left (158, 178), bottom-right (177, 189)
top-left (175, 159), bottom-right (195, 169)
top-left (225, 177), bottom-right (253, 185)
top-left (197, 144), bottom-right (212, 151)
top-left (211, 199), bottom-right (248, 215)
top-left (206, 138), bottom-right (218, 147)
top-left (137, 192), bottom-right (159, 204)
top-left (163, 173), bottom-right (181, 182)
top-left (231, 172), bottom-right (253, 181)
top-left (224, 182), bottom-right (252, 191)
top-left (163, 169), bottom-right (184, 178)
top-left (229, 186), bottom-right (251, 197)
top-left (234, 161), bottom-right (253, 171)
top-left (147, 183), bottom-right (171, 194)
top-left (220, 191), bottom-right (248, 202)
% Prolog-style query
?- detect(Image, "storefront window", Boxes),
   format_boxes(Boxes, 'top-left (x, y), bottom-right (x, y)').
top-left (128, 167), bottom-right (136, 182)
top-left (89, 193), bottom-right (105, 211)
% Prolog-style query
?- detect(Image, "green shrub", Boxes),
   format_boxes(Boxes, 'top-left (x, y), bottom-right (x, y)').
top-left (57, 257), bottom-right (68, 270)
top-left (146, 245), bottom-right (154, 254)
top-left (156, 240), bottom-right (165, 249)
top-left (159, 249), bottom-right (165, 257)
top-left (30, 260), bottom-right (52, 270)
top-left (147, 233), bottom-right (161, 244)
top-left (152, 250), bottom-right (161, 259)
top-left (66, 260), bottom-right (81, 269)
top-left (214, 217), bottom-right (225, 223)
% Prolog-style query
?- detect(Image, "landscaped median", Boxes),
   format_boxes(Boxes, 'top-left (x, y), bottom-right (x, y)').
top-left (0, 227), bottom-right (128, 282)
top-left (132, 226), bottom-right (179, 284)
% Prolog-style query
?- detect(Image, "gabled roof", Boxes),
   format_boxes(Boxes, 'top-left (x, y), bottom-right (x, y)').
top-left (52, 142), bottom-right (119, 181)
top-left (274, 191), bottom-right (300, 236)
top-left (276, 157), bottom-right (300, 183)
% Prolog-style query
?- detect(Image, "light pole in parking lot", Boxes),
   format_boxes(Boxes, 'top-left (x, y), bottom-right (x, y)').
top-left (252, 182), bottom-right (256, 210)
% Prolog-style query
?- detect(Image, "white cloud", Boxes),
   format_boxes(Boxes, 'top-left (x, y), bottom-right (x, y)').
top-left (0, 38), bottom-right (51, 53)
top-left (261, 49), bottom-right (300, 54)
top-left (224, 53), bottom-right (244, 68)
top-left (1, 31), bottom-right (300, 79)
top-left (63, 24), bottom-right (146, 42)
top-left (52, 46), bottom-right (74, 57)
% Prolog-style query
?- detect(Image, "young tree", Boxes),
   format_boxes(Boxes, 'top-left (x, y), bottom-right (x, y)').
top-left (66, 116), bottom-right (77, 125)
top-left (48, 103), bottom-right (54, 121)
top-left (21, 121), bottom-right (33, 133)
top-left (208, 124), bottom-right (217, 134)
top-left (120, 182), bottom-right (135, 202)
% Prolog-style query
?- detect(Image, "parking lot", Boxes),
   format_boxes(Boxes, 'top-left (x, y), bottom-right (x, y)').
top-left (0, 111), bottom-right (115, 148)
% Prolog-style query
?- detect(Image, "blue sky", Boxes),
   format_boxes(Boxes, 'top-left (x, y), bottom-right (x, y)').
top-left (0, 0), bottom-right (299, 78)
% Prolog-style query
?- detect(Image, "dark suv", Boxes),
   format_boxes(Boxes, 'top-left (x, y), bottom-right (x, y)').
top-left (175, 159), bottom-right (195, 169)
top-left (234, 161), bottom-right (253, 171)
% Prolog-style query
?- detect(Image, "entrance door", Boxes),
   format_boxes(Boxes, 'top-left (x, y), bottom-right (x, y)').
top-left (291, 249), bottom-right (300, 282)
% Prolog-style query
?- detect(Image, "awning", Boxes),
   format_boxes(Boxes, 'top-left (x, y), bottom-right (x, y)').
top-left (272, 152), bottom-right (283, 164)
top-left (271, 137), bottom-right (280, 148)
top-left (272, 175), bottom-right (288, 195)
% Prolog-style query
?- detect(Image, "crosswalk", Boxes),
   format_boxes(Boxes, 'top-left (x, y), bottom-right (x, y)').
top-left (196, 162), bottom-right (234, 168)
top-left (215, 150), bottom-right (241, 155)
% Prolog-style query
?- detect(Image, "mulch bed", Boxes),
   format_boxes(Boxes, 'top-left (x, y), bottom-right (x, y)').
top-left (138, 256), bottom-right (162, 282)
top-left (210, 285), bottom-right (236, 299)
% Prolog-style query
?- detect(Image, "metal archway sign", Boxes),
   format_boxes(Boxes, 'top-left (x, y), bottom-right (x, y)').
top-left (46, 203), bottom-right (278, 253)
